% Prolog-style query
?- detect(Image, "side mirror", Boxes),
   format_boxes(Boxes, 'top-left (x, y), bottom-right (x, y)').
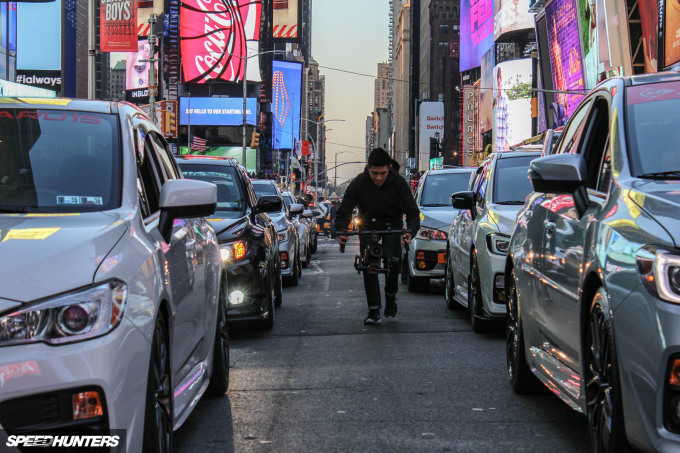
top-left (289, 203), bottom-right (304, 216)
top-left (528, 153), bottom-right (589, 217)
top-left (255, 195), bottom-right (283, 214)
top-left (158, 179), bottom-right (216, 243)
top-left (451, 191), bottom-right (474, 210)
top-left (302, 209), bottom-right (313, 218)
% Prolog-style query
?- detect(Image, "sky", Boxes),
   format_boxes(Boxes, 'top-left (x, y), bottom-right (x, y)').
top-left (312, 0), bottom-right (389, 187)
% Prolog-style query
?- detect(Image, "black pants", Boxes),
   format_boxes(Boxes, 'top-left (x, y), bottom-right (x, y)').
top-left (360, 233), bottom-right (401, 310)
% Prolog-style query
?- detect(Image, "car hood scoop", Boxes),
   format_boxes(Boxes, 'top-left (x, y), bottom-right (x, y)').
top-left (0, 212), bottom-right (128, 304)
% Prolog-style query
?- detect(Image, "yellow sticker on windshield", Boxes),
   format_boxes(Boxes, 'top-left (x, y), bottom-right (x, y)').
top-left (17, 98), bottom-right (71, 106)
top-left (2, 227), bottom-right (61, 242)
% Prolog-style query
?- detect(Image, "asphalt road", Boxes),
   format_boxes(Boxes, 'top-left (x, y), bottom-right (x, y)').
top-left (175, 236), bottom-right (590, 453)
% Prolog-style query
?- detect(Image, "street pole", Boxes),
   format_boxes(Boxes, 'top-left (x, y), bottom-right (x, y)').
top-left (146, 15), bottom-right (158, 125)
top-left (87, 0), bottom-right (96, 99)
top-left (242, 54), bottom-right (248, 167)
top-left (314, 122), bottom-right (320, 203)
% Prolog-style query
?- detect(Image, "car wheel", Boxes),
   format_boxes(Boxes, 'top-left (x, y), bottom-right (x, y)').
top-left (274, 269), bottom-right (283, 308)
top-left (585, 288), bottom-right (632, 453)
top-left (206, 279), bottom-right (229, 396)
top-left (311, 234), bottom-right (318, 254)
top-left (143, 315), bottom-right (173, 453)
top-left (469, 253), bottom-right (489, 333)
top-left (258, 275), bottom-right (275, 331)
top-left (305, 244), bottom-right (312, 267)
top-left (506, 267), bottom-right (541, 394)
top-left (445, 258), bottom-right (460, 310)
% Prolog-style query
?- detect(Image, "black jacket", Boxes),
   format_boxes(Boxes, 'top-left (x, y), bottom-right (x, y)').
top-left (335, 165), bottom-right (420, 235)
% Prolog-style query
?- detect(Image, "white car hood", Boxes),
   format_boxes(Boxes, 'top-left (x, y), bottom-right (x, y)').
top-left (0, 212), bottom-right (128, 304)
top-left (487, 204), bottom-right (524, 234)
top-left (420, 207), bottom-right (460, 231)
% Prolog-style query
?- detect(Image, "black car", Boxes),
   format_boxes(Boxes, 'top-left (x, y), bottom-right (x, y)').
top-left (177, 156), bottom-right (282, 330)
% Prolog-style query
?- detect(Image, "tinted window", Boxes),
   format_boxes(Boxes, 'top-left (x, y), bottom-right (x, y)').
top-left (626, 82), bottom-right (680, 175)
top-left (493, 156), bottom-right (535, 204)
top-left (178, 163), bottom-right (245, 215)
top-left (0, 109), bottom-right (121, 213)
top-left (420, 172), bottom-right (472, 206)
top-left (252, 182), bottom-right (278, 198)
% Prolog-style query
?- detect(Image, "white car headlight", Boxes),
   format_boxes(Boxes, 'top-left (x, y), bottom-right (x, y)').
top-left (0, 281), bottom-right (127, 346)
top-left (487, 233), bottom-right (511, 255)
top-left (417, 228), bottom-right (447, 240)
top-left (278, 230), bottom-right (288, 242)
top-left (636, 246), bottom-right (680, 303)
top-left (220, 241), bottom-right (247, 263)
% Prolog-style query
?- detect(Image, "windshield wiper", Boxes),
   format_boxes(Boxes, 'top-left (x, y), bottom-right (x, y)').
top-left (421, 203), bottom-right (448, 207)
top-left (639, 171), bottom-right (680, 180)
top-left (496, 201), bottom-right (525, 205)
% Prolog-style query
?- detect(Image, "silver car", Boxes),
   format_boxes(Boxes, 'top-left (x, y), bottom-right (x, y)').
top-left (506, 73), bottom-right (680, 452)
top-left (447, 151), bottom-right (539, 332)
top-left (405, 167), bottom-right (475, 293)
top-left (282, 191), bottom-right (314, 267)
top-left (0, 99), bottom-right (226, 452)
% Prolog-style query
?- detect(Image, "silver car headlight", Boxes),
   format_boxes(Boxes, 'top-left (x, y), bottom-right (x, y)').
top-left (278, 229), bottom-right (288, 242)
top-left (417, 228), bottom-right (447, 240)
top-left (487, 233), bottom-right (511, 255)
top-left (636, 246), bottom-right (680, 303)
top-left (0, 281), bottom-right (127, 346)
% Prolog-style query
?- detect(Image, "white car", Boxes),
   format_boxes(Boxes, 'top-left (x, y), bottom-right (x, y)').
top-left (0, 99), bottom-right (227, 452)
top-left (446, 150), bottom-right (539, 332)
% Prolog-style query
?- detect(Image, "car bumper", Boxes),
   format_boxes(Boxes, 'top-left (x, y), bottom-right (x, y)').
top-left (614, 287), bottom-right (680, 452)
top-left (0, 318), bottom-right (149, 453)
top-left (408, 238), bottom-right (447, 278)
top-left (225, 258), bottom-right (269, 322)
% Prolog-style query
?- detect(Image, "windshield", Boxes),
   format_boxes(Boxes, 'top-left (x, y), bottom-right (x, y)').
top-left (626, 82), bottom-right (680, 177)
top-left (420, 172), bottom-right (472, 206)
top-left (492, 156), bottom-right (535, 204)
top-left (0, 109), bottom-right (121, 213)
top-left (178, 163), bottom-right (245, 215)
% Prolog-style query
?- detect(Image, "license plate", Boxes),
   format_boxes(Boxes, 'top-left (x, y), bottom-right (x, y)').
top-left (437, 253), bottom-right (446, 264)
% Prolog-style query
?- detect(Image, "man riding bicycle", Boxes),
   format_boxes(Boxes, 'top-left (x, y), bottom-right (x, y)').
top-left (336, 148), bottom-right (420, 325)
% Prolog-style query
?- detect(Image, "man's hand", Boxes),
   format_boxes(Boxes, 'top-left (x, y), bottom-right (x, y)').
top-left (402, 232), bottom-right (412, 245)
top-left (338, 235), bottom-right (348, 253)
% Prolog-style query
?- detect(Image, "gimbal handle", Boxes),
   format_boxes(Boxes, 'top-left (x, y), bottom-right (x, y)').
top-left (337, 227), bottom-right (409, 253)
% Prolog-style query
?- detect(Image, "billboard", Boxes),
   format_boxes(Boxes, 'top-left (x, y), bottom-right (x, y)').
top-left (179, 0), bottom-right (262, 83)
top-left (460, 0), bottom-right (494, 72)
top-left (18, 2), bottom-right (59, 71)
top-left (639, 0), bottom-right (658, 72)
top-left (462, 85), bottom-right (478, 167)
top-left (126, 39), bottom-right (158, 91)
top-left (492, 59), bottom-right (532, 151)
top-left (100, 0), bottom-right (138, 52)
top-left (665, 0), bottom-right (680, 68)
top-left (16, 70), bottom-right (61, 94)
top-left (1, 3), bottom-right (16, 52)
top-left (577, 0), bottom-right (599, 88)
top-left (480, 46), bottom-right (494, 134)
top-left (545, 0), bottom-right (586, 121)
top-left (272, 60), bottom-right (302, 150)
top-left (494, 0), bottom-right (534, 41)
top-left (179, 97), bottom-right (257, 126)
top-left (273, 0), bottom-right (300, 40)
top-left (178, 146), bottom-right (256, 172)
top-left (418, 102), bottom-right (445, 172)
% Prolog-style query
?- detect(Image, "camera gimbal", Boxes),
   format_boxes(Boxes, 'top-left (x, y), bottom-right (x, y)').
top-left (337, 219), bottom-right (408, 275)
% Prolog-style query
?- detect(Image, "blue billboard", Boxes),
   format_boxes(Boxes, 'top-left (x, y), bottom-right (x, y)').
top-left (272, 60), bottom-right (302, 150)
top-left (179, 97), bottom-right (257, 126)
top-left (460, 0), bottom-right (494, 72)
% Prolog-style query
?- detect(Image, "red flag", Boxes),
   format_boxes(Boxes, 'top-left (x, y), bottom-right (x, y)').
top-left (301, 140), bottom-right (311, 156)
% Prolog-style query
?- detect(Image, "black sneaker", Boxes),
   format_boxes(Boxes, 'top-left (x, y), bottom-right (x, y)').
top-left (384, 297), bottom-right (398, 319)
top-left (364, 309), bottom-right (381, 325)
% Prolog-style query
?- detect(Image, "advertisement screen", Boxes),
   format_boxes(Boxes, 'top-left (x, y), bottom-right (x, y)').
top-left (639, 0), bottom-right (658, 72)
top-left (99, 0), bottom-right (138, 52)
top-left (126, 39), bottom-right (158, 91)
top-left (180, 0), bottom-right (262, 84)
top-left (178, 146), bottom-right (256, 172)
top-left (665, 0), bottom-right (680, 68)
top-left (460, 0), bottom-right (494, 72)
top-left (18, 2), bottom-right (60, 71)
top-left (577, 0), bottom-right (599, 88)
top-left (546, 0), bottom-right (586, 121)
top-left (273, 0), bottom-right (299, 40)
top-left (493, 0), bottom-right (534, 41)
top-left (492, 59), bottom-right (532, 151)
top-left (16, 70), bottom-right (61, 94)
top-left (479, 46), bottom-right (494, 134)
top-left (272, 60), bottom-right (302, 150)
top-left (179, 97), bottom-right (257, 126)
top-left (418, 102), bottom-right (445, 171)
top-left (462, 85), bottom-right (478, 167)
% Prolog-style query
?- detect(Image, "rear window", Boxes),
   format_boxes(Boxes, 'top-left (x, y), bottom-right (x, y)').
top-left (420, 172), bottom-right (472, 206)
top-left (178, 163), bottom-right (245, 215)
top-left (626, 81), bottom-right (680, 176)
top-left (493, 156), bottom-right (535, 204)
top-left (0, 109), bottom-right (121, 213)
top-left (252, 182), bottom-right (278, 198)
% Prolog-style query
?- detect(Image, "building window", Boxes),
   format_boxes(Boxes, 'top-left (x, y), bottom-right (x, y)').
top-left (439, 24), bottom-right (448, 34)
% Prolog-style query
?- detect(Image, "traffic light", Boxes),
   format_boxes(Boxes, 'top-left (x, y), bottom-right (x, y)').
top-left (164, 110), bottom-right (177, 138)
top-left (250, 130), bottom-right (261, 148)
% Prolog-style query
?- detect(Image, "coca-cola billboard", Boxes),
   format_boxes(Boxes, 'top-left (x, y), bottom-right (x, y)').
top-left (179, 0), bottom-right (262, 83)
top-left (273, 0), bottom-right (300, 41)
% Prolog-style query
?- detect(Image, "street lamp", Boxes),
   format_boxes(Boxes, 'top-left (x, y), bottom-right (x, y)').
top-left (300, 118), bottom-right (345, 204)
top-left (334, 151), bottom-right (351, 190)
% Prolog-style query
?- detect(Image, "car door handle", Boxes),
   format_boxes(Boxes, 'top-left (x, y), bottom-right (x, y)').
top-left (544, 220), bottom-right (555, 234)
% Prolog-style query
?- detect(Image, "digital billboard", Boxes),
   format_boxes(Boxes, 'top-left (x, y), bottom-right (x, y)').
top-left (179, 97), bottom-right (257, 126)
top-left (492, 59), bottom-right (532, 151)
top-left (639, 0), bottom-right (658, 72)
top-left (178, 146), bottom-right (256, 172)
top-left (577, 0), bottom-right (598, 88)
top-left (100, 0), bottom-right (138, 52)
top-left (273, 0), bottom-right (300, 40)
top-left (493, 0), bottom-right (534, 41)
top-left (460, 0), bottom-right (494, 72)
top-left (179, 0), bottom-right (262, 83)
top-left (480, 46), bottom-right (494, 134)
top-left (272, 60), bottom-right (302, 150)
top-left (418, 101), bottom-right (445, 172)
top-left (1, 3), bottom-right (16, 52)
top-left (545, 0), bottom-right (586, 121)
top-left (665, 0), bottom-right (680, 68)
top-left (126, 39), bottom-right (158, 91)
